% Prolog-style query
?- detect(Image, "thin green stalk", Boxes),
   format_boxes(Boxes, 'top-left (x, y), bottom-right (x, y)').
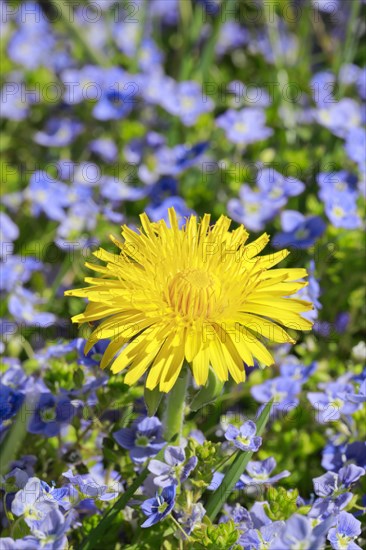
top-left (196, 0), bottom-right (228, 82)
top-left (51, 0), bottom-right (109, 66)
top-left (335, 0), bottom-right (362, 95)
top-left (205, 400), bottom-right (273, 521)
top-left (163, 366), bottom-right (189, 442)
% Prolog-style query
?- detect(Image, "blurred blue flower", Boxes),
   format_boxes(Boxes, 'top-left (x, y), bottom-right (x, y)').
top-left (346, 379), bottom-right (366, 403)
top-left (30, 508), bottom-right (74, 550)
top-left (93, 89), bottom-right (134, 120)
top-left (317, 171), bottom-right (359, 202)
top-left (75, 338), bottom-right (110, 368)
top-left (138, 39), bottom-right (163, 72)
top-left (34, 118), bottom-right (83, 147)
top-left (0, 537), bottom-right (39, 549)
top-left (63, 465), bottom-right (122, 501)
top-left (311, 70), bottom-right (336, 107)
top-left (227, 81), bottom-right (272, 108)
top-left (89, 138), bottom-right (118, 163)
top-left (227, 184), bottom-right (279, 232)
top-left (146, 197), bottom-right (195, 227)
top-left (11, 477), bottom-right (58, 529)
top-left (308, 378), bottom-right (362, 423)
top-left (335, 312), bottom-right (351, 333)
top-left (357, 66), bottom-right (366, 100)
top-left (1, 81), bottom-right (33, 120)
top-left (323, 193), bottom-right (361, 229)
top-left (279, 356), bottom-right (316, 383)
top-left (313, 465), bottom-right (365, 498)
top-left (224, 420), bottom-right (262, 452)
top-left (216, 21), bottom-right (248, 55)
top-left (141, 484), bottom-right (176, 528)
top-left (239, 521), bottom-right (285, 549)
top-left (62, 65), bottom-right (104, 104)
top-left (339, 64), bottom-right (362, 87)
top-left (8, 287), bottom-right (56, 326)
top-left (113, 416), bottom-right (165, 463)
top-left (327, 511), bottom-right (362, 550)
top-left (251, 377), bottom-right (302, 412)
top-left (0, 212), bottom-right (19, 258)
top-left (7, 4), bottom-right (54, 70)
top-left (257, 168), bottom-right (305, 200)
top-left (166, 81), bottom-right (214, 126)
top-left (148, 446), bottom-right (197, 488)
top-left (99, 177), bottom-right (147, 202)
top-left (148, 176), bottom-right (178, 205)
top-left (26, 171), bottom-right (69, 221)
top-left (271, 514), bottom-right (329, 550)
top-left (174, 141), bottom-right (210, 171)
top-left (56, 201), bottom-right (99, 241)
top-left (345, 127), bottom-right (366, 173)
top-left (238, 457), bottom-right (290, 487)
top-left (273, 211), bottom-right (326, 249)
top-left (314, 0), bottom-right (340, 12)
top-left (0, 256), bottom-right (42, 293)
top-left (310, 465), bottom-right (365, 521)
top-left (216, 108), bottom-right (273, 145)
top-left (316, 98), bottom-right (362, 138)
top-left (296, 261), bottom-right (321, 322)
top-left (148, 0), bottom-right (179, 25)
top-left (28, 392), bottom-right (77, 437)
top-left (0, 383), bottom-right (24, 423)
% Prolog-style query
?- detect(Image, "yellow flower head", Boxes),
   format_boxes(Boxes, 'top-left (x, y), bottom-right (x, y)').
top-left (65, 209), bottom-right (313, 393)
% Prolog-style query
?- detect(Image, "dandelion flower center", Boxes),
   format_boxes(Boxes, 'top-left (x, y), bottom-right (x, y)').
top-left (65, 208), bottom-right (313, 393)
top-left (167, 269), bottom-right (220, 319)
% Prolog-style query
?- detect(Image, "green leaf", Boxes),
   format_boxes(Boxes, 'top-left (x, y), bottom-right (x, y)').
top-left (12, 518), bottom-right (31, 540)
top-left (144, 385), bottom-right (163, 417)
top-left (73, 368), bottom-right (85, 389)
top-left (205, 400), bottom-right (273, 521)
top-left (190, 368), bottom-right (224, 412)
top-left (0, 398), bottom-right (33, 476)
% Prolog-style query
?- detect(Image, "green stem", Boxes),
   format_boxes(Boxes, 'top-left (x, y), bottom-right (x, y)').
top-left (163, 366), bottom-right (189, 442)
top-left (51, 0), bottom-right (109, 66)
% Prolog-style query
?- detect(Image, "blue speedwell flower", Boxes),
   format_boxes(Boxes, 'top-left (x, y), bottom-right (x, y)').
top-left (251, 377), bottom-right (302, 413)
top-left (28, 392), bottom-right (77, 438)
top-left (327, 511), bottom-right (362, 550)
top-left (34, 118), bottom-right (83, 147)
top-left (140, 485), bottom-right (176, 528)
top-left (113, 416), bottom-right (165, 463)
top-left (0, 384), bottom-right (24, 423)
top-left (227, 184), bottom-right (279, 232)
top-left (308, 379), bottom-right (362, 423)
top-left (273, 210), bottom-right (326, 249)
top-left (148, 446), bottom-right (197, 488)
top-left (239, 521), bottom-right (285, 549)
top-left (271, 513), bottom-right (330, 550)
top-left (224, 420), bottom-right (262, 452)
top-left (11, 477), bottom-right (58, 529)
top-left (310, 465), bottom-right (365, 520)
top-left (216, 108), bottom-right (273, 145)
top-left (0, 212), bottom-right (19, 258)
top-left (237, 457), bottom-right (290, 487)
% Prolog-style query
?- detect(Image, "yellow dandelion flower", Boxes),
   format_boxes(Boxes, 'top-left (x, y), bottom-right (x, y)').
top-left (65, 208), bottom-right (313, 393)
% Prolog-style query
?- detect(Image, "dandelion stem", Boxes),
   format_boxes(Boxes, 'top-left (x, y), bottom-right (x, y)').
top-left (163, 366), bottom-right (189, 443)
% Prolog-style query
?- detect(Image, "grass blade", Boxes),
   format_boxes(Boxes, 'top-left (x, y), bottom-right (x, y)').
top-left (205, 400), bottom-right (273, 522)
top-left (0, 397), bottom-right (33, 476)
